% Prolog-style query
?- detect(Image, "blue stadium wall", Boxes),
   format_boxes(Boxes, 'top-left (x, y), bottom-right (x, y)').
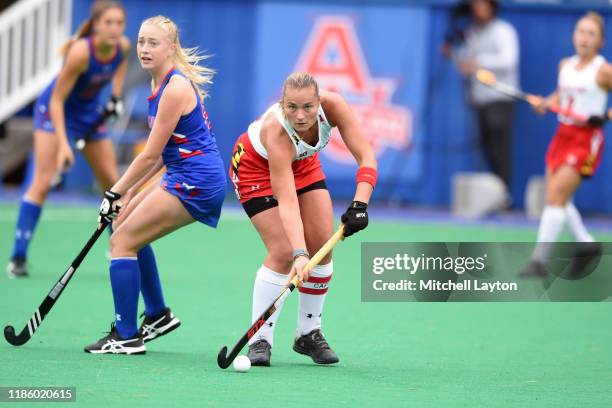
top-left (71, 0), bottom-right (612, 212)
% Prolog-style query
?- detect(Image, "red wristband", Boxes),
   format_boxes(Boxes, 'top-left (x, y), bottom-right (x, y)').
top-left (356, 166), bottom-right (377, 189)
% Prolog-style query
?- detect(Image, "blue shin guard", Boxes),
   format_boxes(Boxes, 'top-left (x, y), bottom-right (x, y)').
top-left (109, 258), bottom-right (141, 339)
top-left (138, 244), bottom-right (166, 318)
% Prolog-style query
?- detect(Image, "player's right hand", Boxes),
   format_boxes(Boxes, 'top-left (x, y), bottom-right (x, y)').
top-left (56, 142), bottom-right (75, 171)
top-left (98, 190), bottom-right (123, 223)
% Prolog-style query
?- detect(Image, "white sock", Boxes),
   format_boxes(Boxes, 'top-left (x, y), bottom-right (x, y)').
top-left (297, 262), bottom-right (333, 336)
top-left (532, 206), bottom-right (566, 263)
top-left (248, 265), bottom-right (287, 347)
top-left (565, 202), bottom-right (594, 242)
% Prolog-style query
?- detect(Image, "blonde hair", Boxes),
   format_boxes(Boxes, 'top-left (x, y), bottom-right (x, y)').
top-left (142, 15), bottom-right (215, 101)
top-left (580, 11), bottom-right (605, 40)
top-left (280, 71), bottom-right (320, 104)
top-left (59, 1), bottom-right (125, 56)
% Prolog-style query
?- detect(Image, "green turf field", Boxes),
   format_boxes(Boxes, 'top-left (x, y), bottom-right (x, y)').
top-left (1, 203), bottom-right (611, 407)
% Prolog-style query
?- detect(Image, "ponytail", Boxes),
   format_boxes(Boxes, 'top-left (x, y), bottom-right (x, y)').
top-left (174, 46), bottom-right (215, 101)
top-left (59, 19), bottom-right (93, 56)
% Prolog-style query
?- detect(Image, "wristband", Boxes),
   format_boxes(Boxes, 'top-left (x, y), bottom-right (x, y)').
top-left (104, 190), bottom-right (121, 200)
top-left (292, 248), bottom-right (310, 261)
top-left (349, 200), bottom-right (368, 210)
top-left (356, 166), bottom-right (378, 189)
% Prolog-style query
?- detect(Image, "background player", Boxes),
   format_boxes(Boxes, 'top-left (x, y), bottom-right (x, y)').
top-left (230, 72), bottom-right (377, 366)
top-left (84, 15), bottom-right (226, 354)
top-left (520, 12), bottom-right (612, 277)
top-left (6, 0), bottom-right (129, 278)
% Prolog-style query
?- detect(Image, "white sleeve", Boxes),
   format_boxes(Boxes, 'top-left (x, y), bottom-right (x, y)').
top-left (476, 22), bottom-right (519, 71)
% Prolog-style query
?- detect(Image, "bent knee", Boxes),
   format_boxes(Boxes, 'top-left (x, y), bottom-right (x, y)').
top-left (546, 197), bottom-right (568, 206)
top-left (306, 245), bottom-right (332, 264)
top-left (109, 232), bottom-right (138, 256)
top-left (267, 244), bottom-right (293, 266)
top-left (546, 186), bottom-right (571, 206)
top-left (29, 173), bottom-right (56, 195)
top-left (26, 185), bottom-right (50, 203)
top-left (320, 252), bottom-right (333, 264)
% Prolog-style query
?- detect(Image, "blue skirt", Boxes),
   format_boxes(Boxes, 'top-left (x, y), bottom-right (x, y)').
top-left (160, 170), bottom-right (226, 228)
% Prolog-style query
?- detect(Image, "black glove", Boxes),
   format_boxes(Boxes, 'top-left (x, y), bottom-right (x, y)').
top-left (587, 115), bottom-right (607, 127)
top-left (98, 190), bottom-right (122, 223)
top-left (341, 201), bottom-right (368, 238)
top-left (104, 95), bottom-right (124, 120)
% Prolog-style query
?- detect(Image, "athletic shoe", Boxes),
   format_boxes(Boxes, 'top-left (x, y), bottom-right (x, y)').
top-left (573, 242), bottom-right (602, 258)
top-left (139, 307), bottom-right (181, 343)
top-left (293, 329), bottom-right (339, 364)
top-left (247, 339), bottom-right (272, 366)
top-left (84, 324), bottom-right (146, 355)
top-left (566, 242), bottom-right (602, 279)
top-left (6, 258), bottom-right (28, 278)
top-left (518, 260), bottom-right (547, 278)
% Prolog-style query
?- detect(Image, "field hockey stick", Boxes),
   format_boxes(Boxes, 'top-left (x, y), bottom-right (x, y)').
top-left (4, 219), bottom-right (110, 346)
top-left (217, 225), bottom-right (345, 369)
top-left (474, 69), bottom-right (604, 124)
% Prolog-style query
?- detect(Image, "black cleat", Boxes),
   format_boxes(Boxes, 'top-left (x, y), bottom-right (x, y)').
top-left (574, 242), bottom-right (602, 258)
top-left (247, 339), bottom-right (271, 366)
top-left (84, 324), bottom-right (146, 355)
top-left (566, 242), bottom-right (603, 279)
top-left (293, 329), bottom-right (339, 364)
top-left (6, 258), bottom-right (28, 278)
top-left (519, 260), bottom-right (548, 278)
top-left (139, 308), bottom-right (181, 343)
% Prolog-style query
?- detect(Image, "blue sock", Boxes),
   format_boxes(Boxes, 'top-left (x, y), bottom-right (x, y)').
top-left (138, 244), bottom-right (166, 317)
top-left (11, 199), bottom-right (42, 261)
top-left (109, 258), bottom-right (141, 339)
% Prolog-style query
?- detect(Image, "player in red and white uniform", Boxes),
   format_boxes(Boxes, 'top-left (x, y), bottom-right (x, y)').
top-left (520, 12), bottom-right (612, 277)
top-left (229, 72), bottom-right (377, 366)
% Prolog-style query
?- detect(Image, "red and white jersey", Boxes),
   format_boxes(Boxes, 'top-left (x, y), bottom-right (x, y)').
top-left (558, 55), bottom-right (608, 125)
top-left (247, 103), bottom-right (334, 161)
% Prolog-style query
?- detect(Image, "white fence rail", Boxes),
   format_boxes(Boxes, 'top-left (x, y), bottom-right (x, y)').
top-left (0, 0), bottom-right (72, 123)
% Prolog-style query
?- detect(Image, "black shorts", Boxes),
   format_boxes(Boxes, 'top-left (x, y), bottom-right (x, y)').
top-left (242, 179), bottom-right (328, 218)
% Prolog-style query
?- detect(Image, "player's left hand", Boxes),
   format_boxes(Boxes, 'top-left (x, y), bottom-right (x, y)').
top-left (104, 96), bottom-right (124, 121)
top-left (341, 201), bottom-right (369, 238)
top-left (287, 254), bottom-right (310, 286)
